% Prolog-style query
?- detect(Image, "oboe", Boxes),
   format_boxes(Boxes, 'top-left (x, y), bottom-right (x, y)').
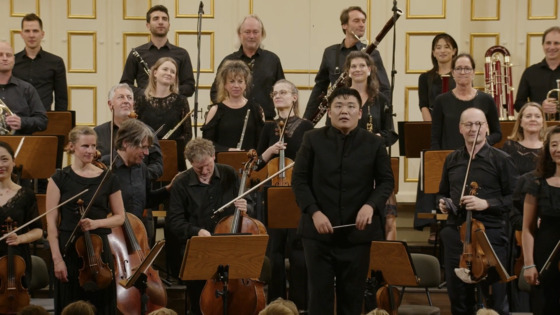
top-left (236, 109), bottom-right (251, 150)
top-left (131, 48), bottom-right (150, 76)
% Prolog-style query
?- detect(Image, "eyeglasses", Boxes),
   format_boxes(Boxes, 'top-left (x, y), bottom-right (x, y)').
top-left (453, 67), bottom-right (474, 74)
top-left (270, 90), bottom-right (292, 98)
top-left (460, 121), bottom-right (486, 129)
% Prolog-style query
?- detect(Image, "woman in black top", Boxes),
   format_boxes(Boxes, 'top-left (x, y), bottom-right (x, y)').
top-left (202, 60), bottom-right (264, 152)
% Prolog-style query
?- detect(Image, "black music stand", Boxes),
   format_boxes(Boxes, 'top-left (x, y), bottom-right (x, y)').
top-left (265, 186), bottom-right (300, 229)
top-left (179, 235), bottom-right (268, 315)
top-left (120, 240), bottom-right (166, 315)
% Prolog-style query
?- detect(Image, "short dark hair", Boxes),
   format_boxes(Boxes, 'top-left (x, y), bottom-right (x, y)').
top-left (429, 33), bottom-right (458, 72)
top-left (340, 6), bottom-right (366, 34)
top-left (328, 87), bottom-right (362, 107)
top-left (146, 5), bottom-right (169, 23)
top-left (21, 13), bottom-right (43, 30)
top-left (542, 26), bottom-right (560, 44)
top-left (452, 53), bottom-right (476, 71)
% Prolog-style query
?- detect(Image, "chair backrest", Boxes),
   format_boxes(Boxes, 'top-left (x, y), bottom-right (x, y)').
top-left (29, 255), bottom-right (49, 291)
top-left (410, 253), bottom-right (441, 288)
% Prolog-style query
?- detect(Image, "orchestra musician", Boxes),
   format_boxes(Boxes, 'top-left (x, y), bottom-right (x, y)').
top-left (202, 60), bottom-right (264, 152)
top-left (431, 53), bottom-right (502, 150)
top-left (414, 33), bottom-right (459, 237)
top-left (135, 56), bottom-right (192, 172)
top-left (120, 5), bottom-right (195, 98)
top-left (521, 125), bottom-right (560, 315)
top-left (210, 15), bottom-right (285, 121)
top-left (343, 51), bottom-right (398, 241)
top-left (0, 141), bottom-right (42, 288)
top-left (166, 138), bottom-right (252, 314)
top-left (303, 6), bottom-right (390, 122)
top-left (438, 108), bottom-right (518, 315)
top-left (255, 79), bottom-right (313, 311)
top-left (0, 41), bottom-right (47, 135)
top-left (46, 126), bottom-right (125, 314)
top-left (292, 87), bottom-right (394, 315)
top-left (500, 102), bottom-right (546, 313)
top-left (515, 26), bottom-right (560, 119)
top-left (14, 13), bottom-right (68, 112)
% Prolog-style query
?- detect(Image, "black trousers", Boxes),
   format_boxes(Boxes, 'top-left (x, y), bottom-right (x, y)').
top-left (302, 238), bottom-right (370, 315)
top-left (441, 225), bottom-right (509, 315)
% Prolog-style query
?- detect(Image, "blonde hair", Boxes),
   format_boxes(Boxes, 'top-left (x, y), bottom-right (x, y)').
top-left (365, 308), bottom-right (390, 315)
top-left (65, 126), bottom-right (97, 154)
top-left (258, 298), bottom-right (298, 315)
top-left (215, 60), bottom-right (252, 103)
top-left (508, 102), bottom-right (547, 142)
top-left (145, 57), bottom-right (179, 98)
top-left (273, 79), bottom-right (300, 117)
top-left (476, 308), bottom-right (499, 315)
top-left (61, 300), bottom-right (96, 315)
top-left (147, 307), bottom-right (178, 315)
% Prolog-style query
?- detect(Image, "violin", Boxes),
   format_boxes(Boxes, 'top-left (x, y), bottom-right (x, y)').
top-left (459, 182), bottom-right (490, 282)
top-left (200, 150), bottom-right (267, 315)
top-left (0, 217), bottom-right (30, 314)
top-left (267, 120), bottom-right (293, 187)
top-left (108, 213), bottom-right (167, 314)
top-left (74, 199), bottom-right (114, 291)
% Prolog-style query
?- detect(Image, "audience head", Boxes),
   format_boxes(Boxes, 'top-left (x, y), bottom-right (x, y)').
top-left (508, 102), bottom-right (546, 142)
top-left (61, 300), bottom-right (96, 315)
top-left (147, 307), bottom-right (178, 315)
top-left (365, 308), bottom-right (390, 315)
top-left (17, 304), bottom-right (49, 315)
top-left (215, 60), bottom-right (252, 103)
top-left (258, 298), bottom-right (298, 315)
top-left (476, 308), bottom-right (499, 315)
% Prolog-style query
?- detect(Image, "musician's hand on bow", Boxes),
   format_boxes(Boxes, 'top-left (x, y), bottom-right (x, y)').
top-left (198, 229), bottom-right (211, 237)
top-left (542, 98), bottom-right (558, 114)
top-left (233, 199), bottom-right (247, 213)
top-left (5, 114), bottom-right (21, 130)
top-left (356, 204), bottom-right (374, 230)
top-left (312, 211), bottom-right (333, 234)
top-left (266, 141), bottom-right (286, 156)
top-left (5, 232), bottom-right (20, 246)
top-left (460, 195), bottom-right (488, 211)
top-left (79, 218), bottom-right (98, 231)
top-left (439, 199), bottom-right (449, 214)
top-left (523, 265), bottom-right (539, 286)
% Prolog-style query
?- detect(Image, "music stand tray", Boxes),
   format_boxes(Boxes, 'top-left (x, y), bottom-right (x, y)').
top-left (370, 240), bottom-right (418, 287)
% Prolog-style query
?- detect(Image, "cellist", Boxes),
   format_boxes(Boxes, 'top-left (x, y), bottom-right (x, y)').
top-left (166, 138), bottom-right (252, 315)
top-left (255, 79), bottom-right (313, 311)
top-left (438, 108), bottom-right (518, 315)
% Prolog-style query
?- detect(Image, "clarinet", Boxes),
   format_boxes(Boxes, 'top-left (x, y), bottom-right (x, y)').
top-left (236, 109), bottom-right (251, 150)
top-left (131, 48), bottom-right (150, 75)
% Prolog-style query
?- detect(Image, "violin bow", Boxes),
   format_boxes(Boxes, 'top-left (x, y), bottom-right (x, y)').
top-left (62, 156), bottom-right (118, 257)
top-left (277, 102), bottom-right (295, 143)
top-left (211, 162), bottom-right (294, 218)
top-left (458, 124), bottom-right (482, 202)
top-left (0, 188), bottom-right (89, 242)
top-left (14, 137), bottom-right (25, 158)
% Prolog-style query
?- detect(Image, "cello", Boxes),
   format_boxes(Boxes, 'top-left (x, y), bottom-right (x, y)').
top-left (200, 150), bottom-right (267, 315)
top-left (0, 217), bottom-right (30, 314)
top-left (108, 213), bottom-right (167, 314)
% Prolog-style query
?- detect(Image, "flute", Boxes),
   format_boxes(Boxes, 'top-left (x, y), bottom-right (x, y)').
top-left (236, 109), bottom-right (251, 150)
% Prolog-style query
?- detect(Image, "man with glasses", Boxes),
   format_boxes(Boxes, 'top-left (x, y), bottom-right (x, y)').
top-left (438, 107), bottom-right (517, 315)
top-left (292, 87), bottom-right (394, 314)
top-left (303, 6), bottom-right (390, 124)
top-left (515, 26), bottom-right (560, 119)
top-left (210, 15), bottom-right (284, 120)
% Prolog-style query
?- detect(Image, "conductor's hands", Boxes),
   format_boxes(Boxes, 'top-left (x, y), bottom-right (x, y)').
top-left (355, 204), bottom-right (374, 230)
top-left (312, 211), bottom-right (333, 234)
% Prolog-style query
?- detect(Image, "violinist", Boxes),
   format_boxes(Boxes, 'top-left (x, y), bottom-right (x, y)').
top-left (46, 126), bottom-right (125, 314)
top-left (292, 87), bottom-right (394, 315)
top-left (0, 141), bottom-right (42, 288)
top-left (166, 138), bottom-right (252, 315)
top-left (438, 108), bottom-right (518, 315)
top-left (521, 125), bottom-right (560, 315)
top-left (255, 79), bottom-right (312, 311)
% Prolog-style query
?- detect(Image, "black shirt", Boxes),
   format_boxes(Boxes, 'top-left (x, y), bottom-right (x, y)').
top-left (0, 75), bottom-right (48, 134)
top-left (210, 47), bottom-right (285, 120)
top-left (515, 59), bottom-right (560, 112)
top-left (120, 41), bottom-right (195, 98)
top-left (437, 143), bottom-right (518, 228)
top-left (13, 48), bottom-right (68, 111)
top-left (304, 40), bottom-right (390, 121)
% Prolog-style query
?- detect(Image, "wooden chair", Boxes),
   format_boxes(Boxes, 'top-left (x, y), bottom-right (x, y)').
top-left (215, 151), bottom-right (268, 186)
top-left (422, 150), bottom-right (453, 195)
top-left (153, 139), bottom-right (179, 218)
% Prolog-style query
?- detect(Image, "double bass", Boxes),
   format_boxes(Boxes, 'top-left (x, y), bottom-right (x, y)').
top-left (0, 217), bottom-right (30, 314)
top-left (200, 151), bottom-right (267, 315)
top-left (108, 213), bottom-right (167, 314)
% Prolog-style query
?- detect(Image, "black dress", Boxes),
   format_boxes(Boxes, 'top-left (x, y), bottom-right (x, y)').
top-left (51, 166), bottom-right (120, 315)
top-left (520, 176), bottom-right (560, 315)
top-left (135, 93), bottom-right (192, 171)
top-left (202, 102), bottom-right (264, 152)
top-left (0, 188), bottom-right (41, 287)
